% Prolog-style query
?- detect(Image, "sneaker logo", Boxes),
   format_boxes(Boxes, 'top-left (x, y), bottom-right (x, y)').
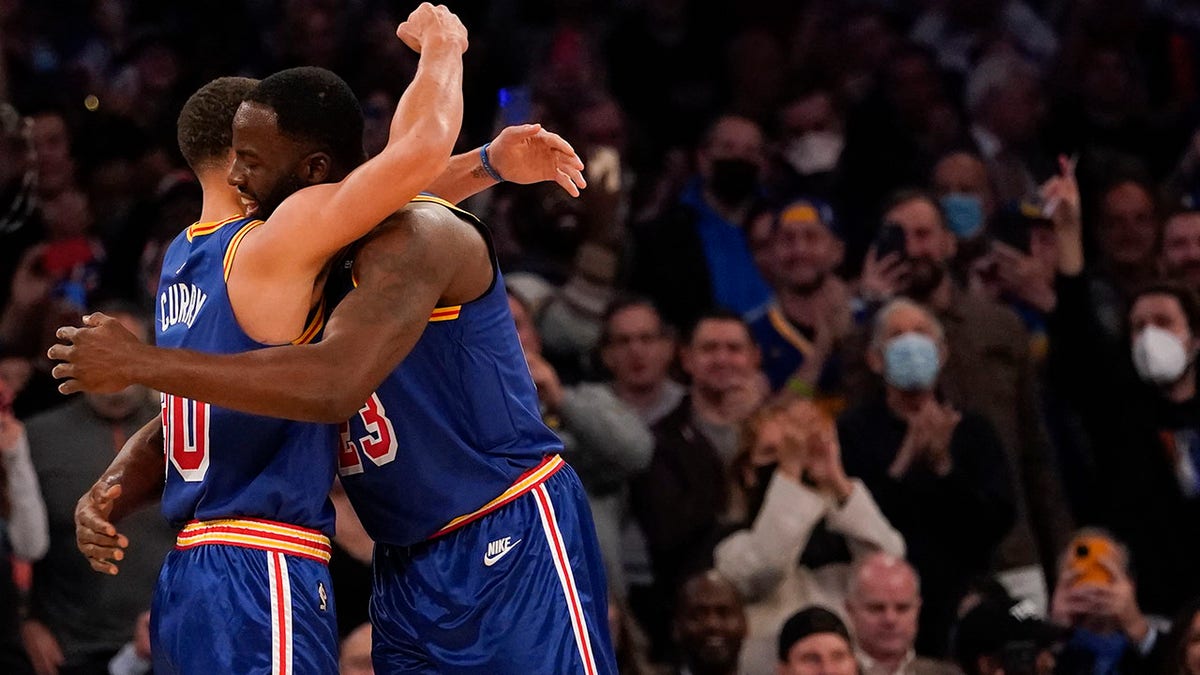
top-left (483, 536), bottom-right (521, 567)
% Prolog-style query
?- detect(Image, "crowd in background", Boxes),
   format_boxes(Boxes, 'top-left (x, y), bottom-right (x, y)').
top-left (5, 0), bottom-right (1200, 673)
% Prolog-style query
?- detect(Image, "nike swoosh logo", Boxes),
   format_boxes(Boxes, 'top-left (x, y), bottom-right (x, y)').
top-left (483, 538), bottom-right (521, 567)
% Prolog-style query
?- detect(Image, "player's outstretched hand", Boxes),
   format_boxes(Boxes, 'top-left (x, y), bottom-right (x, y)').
top-left (488, 124), bottom-right (587, 197)
top-left (48, 313), bottom-right (143, 394)
top-left (75, 481), bottom-right (128, 575)
top-left (397, 3), bottom-right (468, 54)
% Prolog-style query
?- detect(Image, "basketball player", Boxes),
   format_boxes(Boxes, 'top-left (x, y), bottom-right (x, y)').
top-left (53, 46), bottom-right (614, 675)
top-left (53, 5), bottom-right (472, 672)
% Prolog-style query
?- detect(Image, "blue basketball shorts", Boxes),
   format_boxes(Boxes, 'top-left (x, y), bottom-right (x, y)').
top-left (150, 519), bottom-right (339, 674)
top-left (370, 463), bottom-right (617, 674)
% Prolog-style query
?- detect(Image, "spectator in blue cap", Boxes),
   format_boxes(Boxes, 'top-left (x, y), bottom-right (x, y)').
top-left (746, 197), bottom-right (853, 400)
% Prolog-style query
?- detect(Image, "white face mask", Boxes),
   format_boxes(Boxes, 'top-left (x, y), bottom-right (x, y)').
top-left (785, 131), bottom-right (844, 176)
top-left (1132, 326), bottom-right (1192, 386)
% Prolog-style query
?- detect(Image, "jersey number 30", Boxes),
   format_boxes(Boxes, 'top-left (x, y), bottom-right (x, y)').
top-left (162, 393), bottom-right (211, 482)
top-left (337, 393), bottom-right (398, 476)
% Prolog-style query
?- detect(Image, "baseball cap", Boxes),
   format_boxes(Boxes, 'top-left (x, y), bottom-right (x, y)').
top-left (776, 197), bottom-right (841, 240)
top-left (953, 598), bottom-right (1068, 667)
top-left (777, 606), bottom-right (853, 662)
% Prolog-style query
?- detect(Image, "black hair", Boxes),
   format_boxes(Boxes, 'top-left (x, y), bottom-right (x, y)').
top-left (243, 67), bottom-right (366, 171)
top-left (598, 296), bottom-right (667, 347)
top-left (684, 308), bottom-right (753, 346)
top-left (1129, 281), bottom-right (1200, 336)
top-left (177, 76), bottom-right (259, 172)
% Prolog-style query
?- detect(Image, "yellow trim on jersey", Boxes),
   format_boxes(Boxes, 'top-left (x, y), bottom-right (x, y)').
top-left (176, 518), bottom-right (332, 563)
top-left (291, 298), bottom-right (326, 345)
top-left (186, 215), bottom-right (244, 242)
top-left (767, 305), bottom-right (816, 359)
top-left (433, 455), bottom-right (565, 536)
top-left (221, 219), bottom-right (264, 282)
top-left (429, 305), bottom-right (461, 322)
top-left (410, 193), bottom-right (464, 213)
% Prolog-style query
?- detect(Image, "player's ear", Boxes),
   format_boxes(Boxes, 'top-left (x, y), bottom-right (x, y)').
top-left (301, 152), bottom-right (332, 184)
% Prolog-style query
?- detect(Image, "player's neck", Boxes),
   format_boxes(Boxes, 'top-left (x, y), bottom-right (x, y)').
top-left (197, 174), bottom-right (245, 224)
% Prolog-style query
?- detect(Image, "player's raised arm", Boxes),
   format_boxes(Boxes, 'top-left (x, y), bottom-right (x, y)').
top-left (240, 3), bottom-right (467, 274)
top-left (51, 204), bottom-right (487, 423)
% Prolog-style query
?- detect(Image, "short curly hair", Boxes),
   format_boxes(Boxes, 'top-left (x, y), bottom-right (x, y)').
top-left (242, 67), bottom-right (366, 172)
top-left (177, 76), bottom-right (258, 173)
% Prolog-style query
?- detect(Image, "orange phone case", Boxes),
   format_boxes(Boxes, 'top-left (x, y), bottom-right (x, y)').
top-left (1069, 536), bottom-right (1115, 586)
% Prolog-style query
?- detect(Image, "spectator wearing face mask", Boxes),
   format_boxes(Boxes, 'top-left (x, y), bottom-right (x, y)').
top-left (851, 190), bottom-right (1072, 618)
top-left (930, 150), bottom-right (996, 281)
top-left (774, 86), bottom-right (845, 203)
top-left (838, 298), bottom-right (1016, 657)
top-left (1050, 196), bottom-right (1200, 619)
top-left (632, 114), bottom-right (772, 331)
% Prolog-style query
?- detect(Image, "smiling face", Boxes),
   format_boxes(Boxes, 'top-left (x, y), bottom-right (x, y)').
top-left (675, 573), bottom-right (747, 673)
top-left (228, 101), bottom-right (320, 219)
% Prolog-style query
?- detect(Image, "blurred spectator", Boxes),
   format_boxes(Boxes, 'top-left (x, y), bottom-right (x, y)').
top-left (630, 311), bottom-right (764, 656)
top-left (105, 611), bottom-right (151, 675)
top-left (774, 86), bottom-right (845, 202)
top-left (910, 1), bottom-right (1058, 75)
top-left (599, 298), bottom-right (684, 426)
top-left (672, 570), bottom-right (746, 675)
top-left (1088, 178), bottom-right (1162, 338)
top-left (0, 364), bottom-right (46, 675)
top-left (605, 1), bottom-right (724, 157)
top-left (510, 291), bottom-right (653, 598)
top-left (28, 109), bottom-right (75, 200)
top-left (838, 298), bottom-right (1016, 656)
top-left (745, 198), bottom-right (853, 398)
top-left (715, 399), bottom-right (903, 675)
top-left (339, 622), bottom-right (373, 675)
top-left (1164, 596), bottom-right (1200, 675)
top-left (849, 192), bottom-right (1072, 618)
top-left (776, 605), bottom-right (858, 675)
top-left (632, 115), bottom-right (772, 329)
top-left (845, 553), bottom-right (961, 675)
top-left (1161, 209), bottom-right (1200, 295)
top-left (1048, 529), bottom-right (1167, 674)
top-left (965, 52), bottom-right (1049, 206)
top-left (1050, 203), bottom-right (1200, 616)
top-left (952, 596), bottom-right (1064, 675)
top-left (836, 44), bottom-right (964, 266)
top-left (930, 150), bottom-right (996, 280)
top-left (0, 102), bottom-right (40, 309)
top-left (23, 304), bottom-right (174, 675)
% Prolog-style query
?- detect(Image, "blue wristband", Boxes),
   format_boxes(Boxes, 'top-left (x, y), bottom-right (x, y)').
top-left (480, 142), bottom-right (505, 182)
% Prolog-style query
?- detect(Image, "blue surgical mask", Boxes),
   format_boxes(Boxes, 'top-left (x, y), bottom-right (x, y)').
top-left (883, 332), bottom-right (941, 391)
top-left (940, 192), bottom-right (985, 240)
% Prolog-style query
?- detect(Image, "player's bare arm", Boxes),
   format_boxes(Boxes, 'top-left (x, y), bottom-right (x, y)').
top-left (74, 417), bottom-right (166, 575)
top-left (52, 203), bottom-right (489, 422)
top-left (230, 3), bottom-right (466, 343)
top-left (424, 123), bottom-right (587, 203)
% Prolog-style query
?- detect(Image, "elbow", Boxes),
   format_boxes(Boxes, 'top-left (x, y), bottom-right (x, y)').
top-left (310, 393), bottom-right (364, 425)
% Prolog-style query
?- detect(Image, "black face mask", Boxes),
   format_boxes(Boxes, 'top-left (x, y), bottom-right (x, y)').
top-left (708, 158), bottom-right (759, 207)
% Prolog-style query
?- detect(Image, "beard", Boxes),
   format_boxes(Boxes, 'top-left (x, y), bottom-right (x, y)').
top-left (903, 256), bottom-right (947, 301)
top-left (786, 270), bottom-right (827, 296)
top-left (254, 172), bottom-right (311, 220)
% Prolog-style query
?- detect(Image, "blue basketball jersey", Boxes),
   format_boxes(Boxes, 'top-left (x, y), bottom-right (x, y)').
top-left (330, 197), bottom-right (562, 546)
top-left (155, 216), bottom-right (338, 534)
